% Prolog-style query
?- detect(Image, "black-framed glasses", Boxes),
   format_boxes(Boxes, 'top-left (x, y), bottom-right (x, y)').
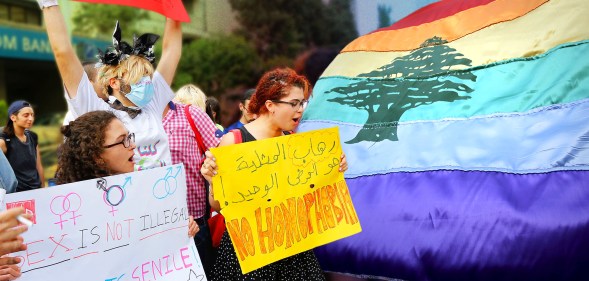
top-left (103, 133), bottom-right (135, 149)
top-left (271, 99), bottom-right (308, 111)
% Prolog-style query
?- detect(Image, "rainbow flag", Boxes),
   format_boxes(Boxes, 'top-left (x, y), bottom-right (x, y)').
top-left (299, 0), bottom-right (589, 280)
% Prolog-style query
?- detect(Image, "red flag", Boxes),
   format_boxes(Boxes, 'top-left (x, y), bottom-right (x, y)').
top-left (74, 0), bottom-right (190, 22)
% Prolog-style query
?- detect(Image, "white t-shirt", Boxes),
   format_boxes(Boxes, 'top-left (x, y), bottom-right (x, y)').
top-left (65, 72), bottom-right (173, 171)
top-left (62, 110), bottom-right (75, 127)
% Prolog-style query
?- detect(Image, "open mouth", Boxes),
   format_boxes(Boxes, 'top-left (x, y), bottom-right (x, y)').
top-left (128, 155), bottom-right (134, 162)
top-left (292, 118), bottom-right (300, 123)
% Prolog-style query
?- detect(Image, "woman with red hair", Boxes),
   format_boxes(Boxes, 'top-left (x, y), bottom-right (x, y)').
top-left (201, 68), bottom-right (348, 280)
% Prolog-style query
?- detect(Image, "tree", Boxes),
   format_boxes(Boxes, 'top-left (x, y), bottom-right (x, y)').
top-left (326, 37), bottom-right (477, 143)
top-left (377, 4), bottom-right (393, 28)
top-left (173, 34), bottom-right (263, 96)
top-left (324, 0), bottom-right (359, 47)
top-left (0, 100), bottom-right (6, 125)
top-left (228, 0), bottom-right (357, 60)
top-left (72, 3), bottom-right (150, 37)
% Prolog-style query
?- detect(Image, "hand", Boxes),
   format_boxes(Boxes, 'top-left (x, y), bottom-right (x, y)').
top-left (200, 151), bottom-right (218, 183)
top-left (187, 216), bottom-right (199, 237)
top-left (339, 153), bottom-right (348, 173)
top-left (0, 264), bottom-right (21, 281)
top-left (0, 208), bottom-right (29, 258)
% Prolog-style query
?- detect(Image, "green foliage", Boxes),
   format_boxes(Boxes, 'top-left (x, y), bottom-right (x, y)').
top-left (263, 56), bottom-right (294, 70)
top-left (72, 3), bottom-right (150, 37)
top-left (0, 99), bottom-right (6, 125)
top-left (228, 0), bottom-right (357, 60)
top-left (174, 35), bottom-right (263, 96)
top-left (324, 0), bottom-right (358, 47)
top-left (377, 4), bottom-right (393, 28)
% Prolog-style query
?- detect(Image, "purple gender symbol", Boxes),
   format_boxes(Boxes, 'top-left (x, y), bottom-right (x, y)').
top-left (100, 177), bottom-right (131, 216)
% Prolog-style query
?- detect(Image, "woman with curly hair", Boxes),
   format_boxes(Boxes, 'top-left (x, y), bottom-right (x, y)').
top-left (200, 68), bottom-right (348, 280)
top-left (56, 111), bottom-right (134, 184)
top-left (56, 111), bottom-right (198, 237)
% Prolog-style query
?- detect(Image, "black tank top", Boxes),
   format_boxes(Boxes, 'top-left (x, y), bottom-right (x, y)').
top-left (1, 130), bottom-right (41, 192)
top-left (236, 126), bottom-right (291, 144)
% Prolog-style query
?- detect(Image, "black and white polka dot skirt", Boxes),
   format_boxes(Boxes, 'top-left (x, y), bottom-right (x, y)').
top-left (211, 231), bottom-right (326, 281)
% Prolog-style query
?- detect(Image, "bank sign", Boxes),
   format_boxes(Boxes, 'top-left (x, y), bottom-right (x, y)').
top-left (0, 26), bottom-right (109, 61)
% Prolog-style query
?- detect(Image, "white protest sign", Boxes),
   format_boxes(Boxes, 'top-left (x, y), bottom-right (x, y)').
top-left (4, 164), bottom-right (206, 281)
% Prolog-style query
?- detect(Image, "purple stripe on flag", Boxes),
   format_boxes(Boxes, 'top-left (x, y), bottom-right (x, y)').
top-left (316, 170), bottom-right (589, 280)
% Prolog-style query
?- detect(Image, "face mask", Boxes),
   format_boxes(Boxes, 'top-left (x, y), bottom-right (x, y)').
top-left (124, 76), bottom-right (155, 108)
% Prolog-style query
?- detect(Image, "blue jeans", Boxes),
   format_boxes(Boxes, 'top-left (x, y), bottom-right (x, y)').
top-left (0, 153), bottom-right (17, 194)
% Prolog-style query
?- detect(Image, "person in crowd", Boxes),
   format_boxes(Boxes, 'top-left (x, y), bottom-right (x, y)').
top-left (62, 61), bottom-right (105, 126)
top-left (294, 47), bottom-right (339, 87)
top-left (162, 99), bottom-right (221, 276)
top-left (0, 207), bottom-right (31, 281)
top-left (55, 111), bottom-right (198, 236)
top-left (206, 97), bottom-right (224, 132)
top-left (0, 101), bottom-right (44, 193)
top-left (0, 151), bottom-right (17, 194)
top-left (200, 68), bottom-right (348, 280)
top-left (222, 88), bottom-right (256, 134)
top-left (40, 0), bottom-right (182, 170)
top-left (174, 84), bottom-right (207, 112)
top-left (0, 139), bottom-right (30, 281)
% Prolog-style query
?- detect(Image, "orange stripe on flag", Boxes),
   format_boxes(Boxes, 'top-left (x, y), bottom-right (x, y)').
top-left (342, 0), bottom-right (548, 53)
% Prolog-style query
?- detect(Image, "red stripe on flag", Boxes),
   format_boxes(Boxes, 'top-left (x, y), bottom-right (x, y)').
top-left (372, 0), bottom-right (496, 33)
top-left (74, 0), bottom-right (190, 22)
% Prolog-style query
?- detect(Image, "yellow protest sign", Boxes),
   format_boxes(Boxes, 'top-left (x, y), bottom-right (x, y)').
top-left (210, 127), bottom-right (361, 274)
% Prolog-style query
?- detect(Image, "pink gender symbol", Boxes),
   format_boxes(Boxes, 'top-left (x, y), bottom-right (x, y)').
top-left (49, 192), bottom-right (82, 230)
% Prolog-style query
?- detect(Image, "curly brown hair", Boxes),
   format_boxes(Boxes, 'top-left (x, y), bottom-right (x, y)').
top-left (248, 68), bottom-right (310, 115)
top-left (56, 111), bottom-right (118, 184)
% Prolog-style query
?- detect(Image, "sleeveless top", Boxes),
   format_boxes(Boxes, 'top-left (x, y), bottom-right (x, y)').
top-left (1, 130), bottom-right (41, 192)
top-left (236, 126), bottom-right (291, 143)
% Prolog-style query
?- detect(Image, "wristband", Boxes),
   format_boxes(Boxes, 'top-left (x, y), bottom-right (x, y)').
top-left (37, 0), bottom-right (59, 9)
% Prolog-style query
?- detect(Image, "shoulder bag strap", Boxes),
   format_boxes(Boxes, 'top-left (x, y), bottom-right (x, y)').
top-left (230, 129), bottom-right (243, 144)
top-left (183, 105), bottom-right (212, 219)
top-left (183, 105), bottom-right (207, 154)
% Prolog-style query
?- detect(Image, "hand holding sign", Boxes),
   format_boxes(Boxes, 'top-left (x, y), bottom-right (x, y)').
top-left (0, 264), bottom-right (21, 280)
top-left (0, 207), bottom-right (29, 263)
top-left (209, 127), bottom-right (360, 274)
top-left (3, 165), bottom-right (205, 281)
top-left (75, 0), bottom-right (190, 22)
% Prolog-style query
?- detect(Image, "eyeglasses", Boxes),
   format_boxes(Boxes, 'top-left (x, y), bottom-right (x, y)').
top-left (271, 99), bottom-right (308, 111)
top-left (103, 133), bottom-right (135, 149)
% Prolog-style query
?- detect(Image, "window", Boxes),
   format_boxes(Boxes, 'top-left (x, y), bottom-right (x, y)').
top-left (0, 3), bottom-right (41, 25)
top-left (10, 6), bottom-right (25, 23)
top-left (26, 9), bottom-right (39, 25)
top-left (0, 4), bottom-right (8, 20)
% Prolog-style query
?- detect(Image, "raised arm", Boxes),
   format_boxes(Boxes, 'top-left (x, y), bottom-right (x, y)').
top-left (41, 4), bottom-right (84, 98)
top-left (156, 18), bottom-right (182, 85)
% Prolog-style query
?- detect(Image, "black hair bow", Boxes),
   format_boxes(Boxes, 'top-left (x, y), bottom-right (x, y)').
top-left (97, 21), bottom-right (160, 66)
